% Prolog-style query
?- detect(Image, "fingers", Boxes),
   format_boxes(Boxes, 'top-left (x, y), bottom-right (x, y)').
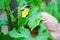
top-left (41, 12), bottom-right (59, 32)
top-left (41, 12), bottom-right (58, 22)
top-left (51, 32), bottom-right (60, 40)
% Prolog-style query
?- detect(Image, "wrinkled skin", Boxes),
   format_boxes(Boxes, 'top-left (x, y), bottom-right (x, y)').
top-left (41, 12), bottom-right (60, 40)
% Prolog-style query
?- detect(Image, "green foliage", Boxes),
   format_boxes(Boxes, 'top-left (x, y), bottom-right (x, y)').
top-left (0, 33), bottom-right (10, 40)
top-left (9, 23), bottom-right (54, 40)
top-left (56, 0), bottom-right (60, 4)
top-left (45, 0), bottom-right (60, 23)
top-left (0, 0), bottom-right (10, 9)
top-left (9, 1), bottom-right (54, 39)
top-left (4, 0), bottom-right (10, 9)
top-left (0, 0), bottom-right (4, 9)
top-left (27, 6), bottom-right (42, 30)
top-left (0, 0), bottom-right (55, 40)
top-left (9, 28), bottom-right (23, 38)
top-left (9, 27), bottom-right (31, 40)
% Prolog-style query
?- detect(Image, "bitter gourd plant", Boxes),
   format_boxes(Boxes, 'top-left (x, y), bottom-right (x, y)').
top-left (0, 0), bottom-right (54, 40)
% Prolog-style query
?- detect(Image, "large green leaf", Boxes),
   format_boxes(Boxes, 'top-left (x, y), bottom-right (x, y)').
top-left (27, 6), bottom-right (42, 31)
top-left (18, 27), bottom-right (32, 40)
top-left (9, 26), bottom-right (54, 40)
top-left (9, 27), bottom-right (32, 40)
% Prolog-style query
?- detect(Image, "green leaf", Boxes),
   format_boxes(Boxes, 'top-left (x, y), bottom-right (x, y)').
top-left (0, 0), bottom-right (4, 9)
top-left (9, 26), bottom-right (54, 40)
top-left (9, 27), bottom-right (31, 39)
top-left (18, 27), bottom-right (49, 40)
top-left (18, 27), bottom-right (32, 40)
top-left (9, 28), bottom-right (24, 38)
top-left (27, 6), bottom-right (42, 31)
top-left (9, 27), bottom-right (32, 40)
top-left (9, 28), bottom-right (20, 38)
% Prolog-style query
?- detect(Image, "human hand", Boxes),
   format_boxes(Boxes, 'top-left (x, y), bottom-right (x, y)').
top-left (41, 12), bottom-right (60, 40)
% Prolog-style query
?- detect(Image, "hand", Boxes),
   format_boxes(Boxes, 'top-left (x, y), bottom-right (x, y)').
top-left (41, 12), bottom-right (60, 40)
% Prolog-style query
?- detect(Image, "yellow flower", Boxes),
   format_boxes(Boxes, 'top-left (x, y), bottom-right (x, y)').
top-left (22, 8), bottom-right (29, 17)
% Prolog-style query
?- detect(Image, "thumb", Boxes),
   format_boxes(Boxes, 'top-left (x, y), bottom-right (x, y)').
top-left (41, 12), bottom-right (59, 32)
